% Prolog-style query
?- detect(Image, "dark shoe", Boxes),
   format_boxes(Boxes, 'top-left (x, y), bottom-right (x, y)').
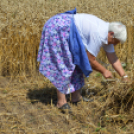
top-left (71, 96), bottom-right (94, 105)
top-left (58, 103), bottom-right (72, 114)
top-left (59, 103), bottom-right (71, 109)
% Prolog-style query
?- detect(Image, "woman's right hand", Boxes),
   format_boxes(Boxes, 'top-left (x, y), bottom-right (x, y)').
top-left (102, 70), bottom-right (113, 79)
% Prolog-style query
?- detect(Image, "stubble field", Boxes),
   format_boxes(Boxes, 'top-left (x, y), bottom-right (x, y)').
top-left (0, 0), bottom-right (134, 133)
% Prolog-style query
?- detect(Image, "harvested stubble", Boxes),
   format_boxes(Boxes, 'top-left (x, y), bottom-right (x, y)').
top-left (0, 0), bottom-right (134, 77)
top-left (99, 81), bottom-right (134, 114)
top-left (83, 75), bottom-right (134, 133)
top-left (100, 82), bottom-right (134, 133)
top-left (0, 0), bottom-right (134, 133)
top-left (0, 73), bottom-right (134, 133)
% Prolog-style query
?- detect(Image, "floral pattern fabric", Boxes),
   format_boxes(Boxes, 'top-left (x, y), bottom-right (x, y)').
top-left (37, 14), bottom-right (84, 94)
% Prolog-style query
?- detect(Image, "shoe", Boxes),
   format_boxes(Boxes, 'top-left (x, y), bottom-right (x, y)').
top-left (59, 103), bottom-right (71, 109)
top-left (71, 96), bottom-right (94, 105)
top-left (58, 103), bottom-right (72, 114)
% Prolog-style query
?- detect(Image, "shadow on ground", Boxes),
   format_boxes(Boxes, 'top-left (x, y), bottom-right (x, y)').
top-left (26, 86), bottom-right (88, 106)
top-left (27, 87), bottom-right (58, 105)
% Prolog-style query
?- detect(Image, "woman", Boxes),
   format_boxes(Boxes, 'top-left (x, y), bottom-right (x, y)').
top-left (37, 8), bottom-right (128, 110)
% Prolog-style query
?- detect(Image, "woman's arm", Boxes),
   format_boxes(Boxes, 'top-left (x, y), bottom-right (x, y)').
top-left (106, 52), bottom-right (125, 77)
top-left (86, 50), bottom-right (113, 78)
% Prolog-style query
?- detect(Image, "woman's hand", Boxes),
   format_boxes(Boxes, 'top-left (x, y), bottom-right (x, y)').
top-left (121, 75), bottom-right (131, 83)
top-left (102, 70), bottom-right (113, 79)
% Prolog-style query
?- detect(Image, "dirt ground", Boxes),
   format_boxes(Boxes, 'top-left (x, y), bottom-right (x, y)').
top-left (0, 71), bottom-right (134, 134)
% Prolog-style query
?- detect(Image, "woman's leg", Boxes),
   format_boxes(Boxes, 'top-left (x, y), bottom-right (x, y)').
top-left (56, 89), bottom-right (67, 108)
top-left (69, 65), bottom-right (84, 102)
top-left (71, 89), bottom-right (82, 102)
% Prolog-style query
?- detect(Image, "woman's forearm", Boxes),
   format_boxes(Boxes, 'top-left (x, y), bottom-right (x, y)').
top-left (86, 50), bottom-right (113, 78)
top-left (90, 60), bottom-right (107, 73)
top-left (112, 59), bottom-right (125, 77)
top-left (86, 50), bottom-right (106, 74)
top-left (106, 52), bottom-right (125, 77)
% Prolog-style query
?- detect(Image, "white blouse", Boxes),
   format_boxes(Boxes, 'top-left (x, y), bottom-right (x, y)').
top-left (74, 13), bottom-right (115, 57)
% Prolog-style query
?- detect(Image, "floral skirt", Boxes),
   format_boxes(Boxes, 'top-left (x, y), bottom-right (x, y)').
top-left (37, 13), bottom-right (84, 94)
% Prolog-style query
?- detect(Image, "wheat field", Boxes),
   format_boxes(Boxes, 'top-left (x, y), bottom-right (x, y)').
top-left (0, 0), bottom-right (134, 133)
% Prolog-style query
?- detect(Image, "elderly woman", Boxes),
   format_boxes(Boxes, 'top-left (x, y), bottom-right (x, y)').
top-left (37, 8), bottom-right (127, 110)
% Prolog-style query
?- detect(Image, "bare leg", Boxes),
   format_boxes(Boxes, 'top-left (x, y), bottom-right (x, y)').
top-left (56, 89), bottom-right (67, 108)
top-left (71, 89), bottom-right (82, 102)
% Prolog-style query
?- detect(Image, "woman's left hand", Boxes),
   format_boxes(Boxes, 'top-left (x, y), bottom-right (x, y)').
top-left (121, 75), bottom-right (131, 83)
